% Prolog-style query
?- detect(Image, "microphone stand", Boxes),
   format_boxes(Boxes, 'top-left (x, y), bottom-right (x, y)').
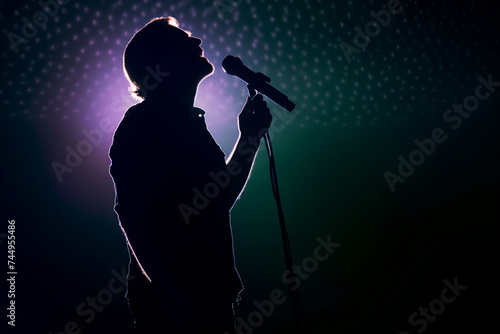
top-left (263, 131), bottom-right (303, 334)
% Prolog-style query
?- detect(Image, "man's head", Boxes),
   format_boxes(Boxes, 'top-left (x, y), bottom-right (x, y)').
top-left (123, 17), bottom-right (213, 99)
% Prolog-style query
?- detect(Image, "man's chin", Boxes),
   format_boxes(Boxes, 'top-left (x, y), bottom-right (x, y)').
top-left (177, 57), bottom-right (214, 82)
top-left (201, 57), bottom-right (214, 75)
top-left (197, 58), bottom-right (214, 79)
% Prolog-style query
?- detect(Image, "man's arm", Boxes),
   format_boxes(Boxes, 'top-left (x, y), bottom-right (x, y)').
top-left (225, 91), bottom-right (272, 208)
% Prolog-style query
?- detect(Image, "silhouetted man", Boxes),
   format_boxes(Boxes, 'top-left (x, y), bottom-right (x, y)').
top-left (109, 17), bottom-right (272, 333)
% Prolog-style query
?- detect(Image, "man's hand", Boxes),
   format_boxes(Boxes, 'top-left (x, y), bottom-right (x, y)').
top-left (238, 86), bottom-right (272, 140)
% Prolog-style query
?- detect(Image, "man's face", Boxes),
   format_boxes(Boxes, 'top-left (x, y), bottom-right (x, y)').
top-left (166, 26), bottom-right (214, 81)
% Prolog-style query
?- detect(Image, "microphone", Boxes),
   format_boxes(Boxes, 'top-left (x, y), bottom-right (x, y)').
top-left (222, 55), bottom-right (295, 112)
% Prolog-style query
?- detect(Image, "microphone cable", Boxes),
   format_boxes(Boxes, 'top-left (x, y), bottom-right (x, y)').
top-left (263, 131), bottom-right (306, 334)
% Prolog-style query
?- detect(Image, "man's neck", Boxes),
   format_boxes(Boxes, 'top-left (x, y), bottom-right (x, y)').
top-left (147, 79), bottom-right (199, 108)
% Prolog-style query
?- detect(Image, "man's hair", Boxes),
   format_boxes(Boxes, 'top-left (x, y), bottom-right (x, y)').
top-left (123, 16), bottom-right (179, 99)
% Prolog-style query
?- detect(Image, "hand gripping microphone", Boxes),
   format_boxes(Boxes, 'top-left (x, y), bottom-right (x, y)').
top-left (222, 55), bottom-right (295, 112)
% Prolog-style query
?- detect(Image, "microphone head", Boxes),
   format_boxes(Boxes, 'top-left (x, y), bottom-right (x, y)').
top-left (221, 55), bottom-right (243, 76)
top-left (285, 100), bottom-right (296, 112)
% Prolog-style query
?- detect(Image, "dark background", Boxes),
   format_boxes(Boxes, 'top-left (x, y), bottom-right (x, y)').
top-left (1, 0), bottom-right (498, 333)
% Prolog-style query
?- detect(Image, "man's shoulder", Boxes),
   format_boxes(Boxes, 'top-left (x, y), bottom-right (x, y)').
top-left (121, 101), bottom-right (147, 123)
top-left (111, 102), bottom-right (152, 151)
top-left (115, 102), bottom-right (159, 135)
